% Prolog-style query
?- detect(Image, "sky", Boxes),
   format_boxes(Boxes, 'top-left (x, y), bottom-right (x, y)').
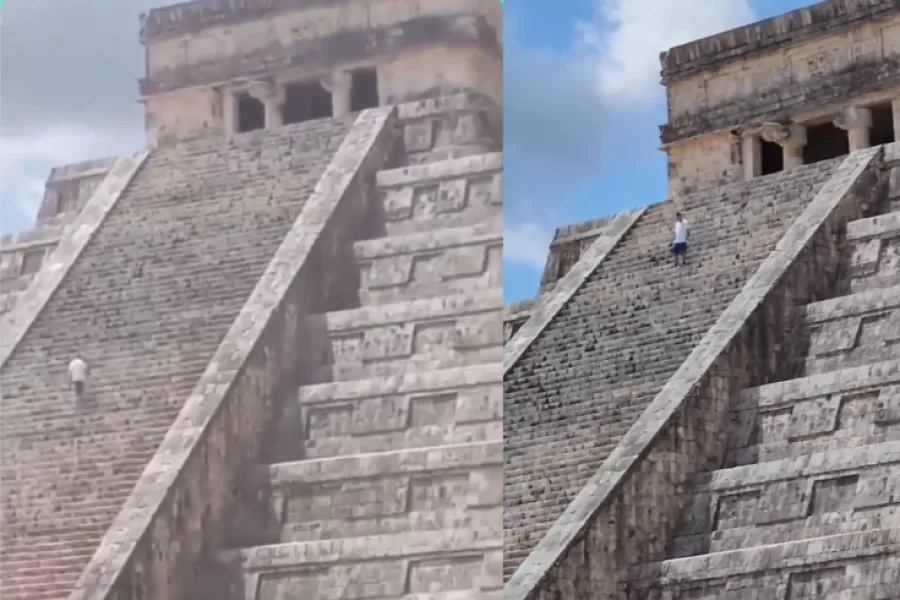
top-left (0, 0), bottom-right (812, 298)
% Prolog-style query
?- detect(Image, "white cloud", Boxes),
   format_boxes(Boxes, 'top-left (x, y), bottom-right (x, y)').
top-left (0, 125), bottom-right (141, 233)
top-left (504, 220), bottom-right (555, 270)
top-left (577, 0), bottom-right (756, 105)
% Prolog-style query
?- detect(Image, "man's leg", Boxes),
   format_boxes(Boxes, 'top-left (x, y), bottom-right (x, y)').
top-left (681, 244), bottom-right (688, 265)
top-left (673, 243), bottom-right (685, 266)
top-left (74, 380), bottom-right (83, 401)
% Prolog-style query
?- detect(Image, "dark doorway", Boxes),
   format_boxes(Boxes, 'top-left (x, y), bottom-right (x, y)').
top-left (760, 139), bottom-right (783, 175)
top-left (282, 81), bottom-right (332, 124)
top-left (803, 122), bottom-right (849, 164)
top-left (871, 102), bottom-right (896, 146)
top-left (20, 250), bottom-right (44, 276)
top-left (236, 93), bottom-right (265, 132)
top-left (55, 183), bottom-right (78, 214)
top-left (350, 68), bottom-right (379, 112)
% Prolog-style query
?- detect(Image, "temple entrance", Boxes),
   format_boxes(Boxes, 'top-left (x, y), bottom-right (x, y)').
top-left (236, 93), bottom-right (265, 132)
top-left (282, 81), bottom-right (333, 124)
top-left (760, 139), bottom-right (783, 175)
top-left (803, 122), bottom-right (849, 164)
top-left (871, 102), bottom-right (896, 145)
top-left (350, 68), bottom-right (379, 112)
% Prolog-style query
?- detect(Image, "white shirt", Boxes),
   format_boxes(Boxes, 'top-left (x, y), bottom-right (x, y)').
top-left (673, 220), bottom-right (689, 244)
top-left (68, 358), bottom-right (88, 382)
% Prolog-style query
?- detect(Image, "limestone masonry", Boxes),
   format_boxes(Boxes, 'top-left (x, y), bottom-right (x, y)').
top-left (0, 0), bottom-right (502, 598)
top-left (504, 0), bottom-right (900, 598)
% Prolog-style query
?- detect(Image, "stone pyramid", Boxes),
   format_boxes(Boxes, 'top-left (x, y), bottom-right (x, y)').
top-left (503, 1), bottom-right (900, 597)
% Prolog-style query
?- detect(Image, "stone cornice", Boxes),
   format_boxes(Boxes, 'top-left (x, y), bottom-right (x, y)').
top-left (661, 57), bottom-right (900, 144)
top-left (140, 14), bottom-right (501, 96)
top-left (142, 0), bottom-right (343, 42)
top-left (661, 0), bottom-right (900, 83)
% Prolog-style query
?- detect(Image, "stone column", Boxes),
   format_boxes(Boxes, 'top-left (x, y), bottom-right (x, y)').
top-left (761, 122), bottom-right (807, 169)
top-left (321, 71), bottom-right (352, 117)
top-left (834, 106), bottom-right (872, 151)
top-left (892, 98), bottom-right (900, 143)
top-left (248, 80), bottom-right (285, 129)
top-left (222, 89), bottom-right (237, 136)
top-left (741, 134), bottom-right (762, 179)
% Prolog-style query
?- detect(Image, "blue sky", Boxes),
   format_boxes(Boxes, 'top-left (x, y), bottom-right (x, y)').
top-left (503, 0), bottom-right (815, 303)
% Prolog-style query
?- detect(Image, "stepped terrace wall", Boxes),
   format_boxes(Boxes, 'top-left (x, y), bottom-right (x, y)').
top-left (504, 146), bottom-right (886, 599)
top-left (502, 156), bottom-right (854, 581)
top-left (0, 110), bottom-right (397, 600)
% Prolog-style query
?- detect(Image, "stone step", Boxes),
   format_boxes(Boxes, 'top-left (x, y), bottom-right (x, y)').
top-left (258, 441), bottom-right (500, 543)
top-left (671, 504), bottom-right (900, 558)
top-left (0, 116), bottom-right (355, 598)
top-left (375, 154), bottom-right (502, 236)
top-left (355, 219), bottom-right (502, 305)
top-left (726, 360), bottom-right (900, 467)
top-left (314, 292), bottom-right (503, 382)
top-left (802, 284), bottom-right (900, 324)
top-left (293, 365), bottom-right (500, 460)
top-left (673, 441), bottom-right (900, 554)
top-left (223, 531), bottom-right (502, 600)
top-left (847, 210), bottom-right (900, 242)
top-left (630, 529), bottom-right (900, 598)
top-left (800, 285), bottom-right (900, 374)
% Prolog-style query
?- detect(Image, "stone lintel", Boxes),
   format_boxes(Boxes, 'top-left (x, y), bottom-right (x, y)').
top-left (140, 14), bottom-right (501, 97)
top-left (245, 78), bottom-right (283, 103)
top-left (660, 0), bottom-right (899, 83)
top-left (46, 156), bottom-right (118, 183)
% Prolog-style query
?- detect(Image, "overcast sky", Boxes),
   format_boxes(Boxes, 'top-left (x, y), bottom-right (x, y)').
top-left (0, 0), bottom-right (168, 234)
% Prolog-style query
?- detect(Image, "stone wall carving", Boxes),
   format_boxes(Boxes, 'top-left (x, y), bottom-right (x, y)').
top-left (662, 0), bottom-right (898, 83)
top-left (663, 8), bottom-right (900, 143)
top-left (141, 0), bottom-right (502, 146)
top-left (141, 15), bottom-right (501, 97)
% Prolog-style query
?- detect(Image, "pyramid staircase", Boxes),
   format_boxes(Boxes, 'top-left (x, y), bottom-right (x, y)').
top-left (214, 102), bottom-right (504, 599)
top-left (628, 148), bottom-right (900, 599)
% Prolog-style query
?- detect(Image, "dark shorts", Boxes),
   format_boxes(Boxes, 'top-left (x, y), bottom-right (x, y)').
top-left (73, 381), bottom-right (84, 396)
top-left (672, 242), bottom-right (688, 255)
